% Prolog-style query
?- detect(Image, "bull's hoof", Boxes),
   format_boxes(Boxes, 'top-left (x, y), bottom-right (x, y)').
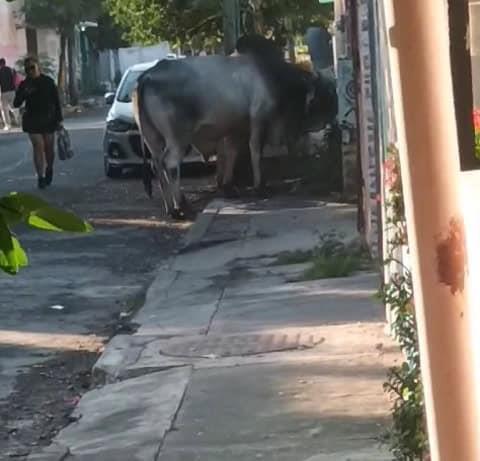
top-left (143, 179), bottom-right (153, 198)
top-left (170, 208), bottom-right (188, 221)
top-left (170, 196), bottom-right (194, 221)
top-left (222, 184), bottom-right (240, 199)
top-left (254, 185), bottom-right (270, 198)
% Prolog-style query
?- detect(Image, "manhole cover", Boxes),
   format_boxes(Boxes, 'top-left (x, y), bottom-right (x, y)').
top-left (159, 333), bottom-right (324, 358)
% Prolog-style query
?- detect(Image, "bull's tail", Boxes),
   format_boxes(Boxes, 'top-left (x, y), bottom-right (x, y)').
top-left (133, 83), bottom-right (154, 197)
top-left (132, 86), bottom-right (141, 129)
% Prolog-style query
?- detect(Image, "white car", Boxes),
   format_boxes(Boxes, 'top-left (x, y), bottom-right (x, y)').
top-left (102, 57), bottom-right (207, 178)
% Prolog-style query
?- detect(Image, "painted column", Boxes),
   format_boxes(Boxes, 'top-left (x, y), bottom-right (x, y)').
top-left (333, 0), bottom-right (358, 201)
top-left (355, 0), bottom-right (379, 257)
top-left (385, 0), bottom-right (480, 458)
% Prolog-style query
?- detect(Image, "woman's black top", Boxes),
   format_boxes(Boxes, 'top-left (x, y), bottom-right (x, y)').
top-left (14, 74), bottom-right (63, 134)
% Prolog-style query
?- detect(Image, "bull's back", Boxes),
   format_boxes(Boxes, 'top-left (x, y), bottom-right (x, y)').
top-left (139, 56), bottom-right (275, 125)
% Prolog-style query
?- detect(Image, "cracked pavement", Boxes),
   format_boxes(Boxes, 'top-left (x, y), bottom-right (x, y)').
top-left (29, 198), bottom-right (401, 461)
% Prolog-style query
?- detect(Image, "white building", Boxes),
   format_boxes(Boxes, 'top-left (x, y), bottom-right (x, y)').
top-left (0, 0), bottom-right (60, 71)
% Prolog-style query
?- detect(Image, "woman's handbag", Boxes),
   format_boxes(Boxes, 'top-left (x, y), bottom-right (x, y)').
top-left (57, 126), bottom-right (74, 160)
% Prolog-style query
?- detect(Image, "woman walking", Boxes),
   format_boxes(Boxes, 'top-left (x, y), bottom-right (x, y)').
top-left (14, 56), bottom-right (63, 189)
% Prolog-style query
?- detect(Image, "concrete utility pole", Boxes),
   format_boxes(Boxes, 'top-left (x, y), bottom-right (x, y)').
top-left (386, 0), bottom-right (480, 459)
top-left (223, 0), bottom-right (241, 55)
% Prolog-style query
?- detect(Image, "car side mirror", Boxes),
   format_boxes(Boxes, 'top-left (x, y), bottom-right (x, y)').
top-left (104, 92), bottom-right (115, 106)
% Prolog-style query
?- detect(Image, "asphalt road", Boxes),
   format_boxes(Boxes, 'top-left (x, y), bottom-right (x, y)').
top-left (0, 110), bottom-right (215, 459)
top-left (0, 114), bottom-right (106, 191)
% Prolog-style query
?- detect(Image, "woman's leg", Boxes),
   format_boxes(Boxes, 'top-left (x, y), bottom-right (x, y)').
top-left (43, 133), bottom-right (55, 185)
top-left (28, 133), bottom-right (46, 186)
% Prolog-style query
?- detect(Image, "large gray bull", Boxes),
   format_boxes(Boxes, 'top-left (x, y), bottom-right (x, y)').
top-left (133, 53), bottom-right (337, 219)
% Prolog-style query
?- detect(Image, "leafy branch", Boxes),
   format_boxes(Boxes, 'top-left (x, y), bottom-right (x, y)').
top-left (0, 192), bottom-right (93, 275)
top-left (379, 145), bottom-right (429, 460)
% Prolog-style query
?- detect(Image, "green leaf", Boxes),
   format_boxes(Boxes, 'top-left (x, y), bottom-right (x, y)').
top-left (0, 193), bottom-right (93, 233)
top-left (0, 217), bottom-right (28, 275)
top-left (0, 200), bottom-right (23, 226)
top-left (12, 236), bottom-right (29, 268)
top-left (1, 192), bottom-right (54, 215)
top-left (27, 208), bottom-right (93, 233)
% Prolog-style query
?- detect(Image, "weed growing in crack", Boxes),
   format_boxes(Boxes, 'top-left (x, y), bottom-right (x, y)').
top-left (272, 231), bottom-right (371, 279)
top-left (302, 233), bottom-right (371, 280)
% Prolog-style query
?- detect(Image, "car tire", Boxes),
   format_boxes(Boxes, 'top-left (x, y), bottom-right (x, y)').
top-left (104, 158), bottom-right (123, 179)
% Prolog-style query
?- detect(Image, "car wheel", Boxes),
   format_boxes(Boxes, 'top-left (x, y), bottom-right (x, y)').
top-left (104, 158), bottom-right (123, 178)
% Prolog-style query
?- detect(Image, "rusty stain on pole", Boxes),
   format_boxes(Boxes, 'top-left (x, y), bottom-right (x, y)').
top-left (435, 217), bottom-right (467, 295)
top-left (387, 0), bottom-right (480, 459)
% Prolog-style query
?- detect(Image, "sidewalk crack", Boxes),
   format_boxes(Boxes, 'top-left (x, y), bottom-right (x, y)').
top-left (154, 366), bottom-right (194, 460)
top-left (205, 287), bottom-right (226, 335)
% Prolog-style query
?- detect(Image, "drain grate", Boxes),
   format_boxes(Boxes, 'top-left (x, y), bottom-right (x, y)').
top-left (159, 332), bottom-right (324, 358)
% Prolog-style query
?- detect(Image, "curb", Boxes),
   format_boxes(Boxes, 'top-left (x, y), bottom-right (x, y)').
top-left (27, 442), bottom-right (70, 461)
top-left (180, 199), bottom-right (225, 251)
top-left (92, 199), bottom-right (222, 383)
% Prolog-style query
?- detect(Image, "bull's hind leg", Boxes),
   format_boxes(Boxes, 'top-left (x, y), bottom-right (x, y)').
top-left (157, 166), bottom-right (172, 216)
top-left (221, 135), bottom-right (243, 198)
top-left (164, 143), bottom-right (191, 220)
top-left (249, 122), bottom-right (267, 196)
top-left (141, 126), bottom-right (173, 215)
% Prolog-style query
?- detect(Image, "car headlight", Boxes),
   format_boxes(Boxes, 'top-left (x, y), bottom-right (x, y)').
top-left (107, 119), bottom-right (136, 132)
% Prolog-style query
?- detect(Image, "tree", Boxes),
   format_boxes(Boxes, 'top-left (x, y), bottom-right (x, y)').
top-left (86, 11), bottom-right (129, 51)
top-left (0, 192), bottom-right (92, 275)
top-left (17, 0), bottom-right (102, 105)
top-left (105, 0), bottom-right (332, 54)
top-left (241, 0), bottom-right (334, 51)
top-left (106, 0), bottom-right (224, 52)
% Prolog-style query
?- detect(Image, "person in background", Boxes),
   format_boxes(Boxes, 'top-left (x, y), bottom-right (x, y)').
top-left (305, 26), bottom-right (335, 83)
top-left (0, 58), bottom-right (18, 130)
top-left (14, 56), bottom-right (63, 189)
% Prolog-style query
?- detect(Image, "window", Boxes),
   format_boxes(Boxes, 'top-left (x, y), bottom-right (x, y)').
top-left (116, 70), bottom-right (143, 103)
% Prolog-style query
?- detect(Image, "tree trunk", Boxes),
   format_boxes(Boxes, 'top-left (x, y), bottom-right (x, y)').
top-left (253, 11), bottom-right (264, 34)
top-left (223, 0), bottom-right (241, 54)
top-left (285, 18), bottom-right (296, 63)
top-left (287, 37), bottom-right (296, 63)
top-left (249, 0), bottom-right (264, 35)
top-left (57, 33), bottom-right (67, 105)
top-left (67, 28), bottom-right (79, 106)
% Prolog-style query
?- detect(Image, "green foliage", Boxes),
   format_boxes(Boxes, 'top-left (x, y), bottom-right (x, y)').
top-left (0, 218), bottom-right (28, 275)
top-left (275, 249), bottom-right (313, 265)
top-left (302, 234), bottom-right (370, 280)
top-left (380, 145), bottom-right (429, 460)
top-left (0, 192), bottom-right (93, 275)
top-left (303, 252), bottom-right (363, 280)
top-left (23, 0), bottom-right (101, 34)
top-left (86, 11), bottom-right (130, 51)
top-left (105, 0), bottom-right (333, 50)
top-left (105, 0), bottom-right (223, 50)
top-left (379, 271), bottom-right (428, 460)
top-left (274, 232), bottom-right (371, 280)
top-left (475, 132), bottom-right (480, 160)
top-left (248, 0), bottom-right (333, 37)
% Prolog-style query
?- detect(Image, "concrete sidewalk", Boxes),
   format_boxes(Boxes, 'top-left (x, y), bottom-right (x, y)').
top-left (29, 198), bottom-right (399, 461)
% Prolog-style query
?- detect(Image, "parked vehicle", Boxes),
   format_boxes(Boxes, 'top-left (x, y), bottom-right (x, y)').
top-left (102, 57), bottom-right (207, 178)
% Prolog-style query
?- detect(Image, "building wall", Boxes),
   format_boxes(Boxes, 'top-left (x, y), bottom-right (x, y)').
top-left (36, 28), bottom-right (61, 73)
top-left (0, 0), bottom-right (27, 66)
top-left (97, 43), bottom-right (171, 86)
top-left (0, 0), bottom-right (60, 72)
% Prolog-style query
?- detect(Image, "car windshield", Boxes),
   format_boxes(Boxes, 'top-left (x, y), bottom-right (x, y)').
top-left (116, 70), bottom-right (143, 103)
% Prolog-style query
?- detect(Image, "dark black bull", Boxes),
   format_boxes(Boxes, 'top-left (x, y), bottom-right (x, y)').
top-left (133, 51), bottom-right (337, 219)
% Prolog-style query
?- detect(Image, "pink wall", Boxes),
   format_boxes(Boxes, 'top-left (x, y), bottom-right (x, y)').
top-left (0, 0), bottom-right (27, 67)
